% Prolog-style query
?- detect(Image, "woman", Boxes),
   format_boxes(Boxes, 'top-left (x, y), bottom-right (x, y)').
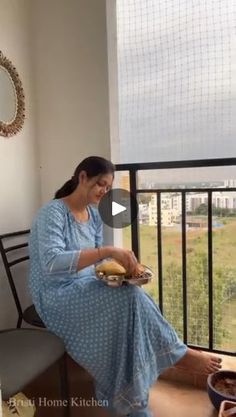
top-left (29, 156), bottom-right (221, 417)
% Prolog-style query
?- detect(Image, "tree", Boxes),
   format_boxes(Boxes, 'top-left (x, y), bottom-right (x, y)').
top-left (194, 203), bottom-right (208, 215)
top-left (138, 194), bottom-right (152, 205)
top-left (193, 204), bottom-right (236, 217)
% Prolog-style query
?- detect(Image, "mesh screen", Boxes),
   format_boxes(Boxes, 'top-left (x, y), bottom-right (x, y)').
top-left (116, 0), bottom-right (235, 163)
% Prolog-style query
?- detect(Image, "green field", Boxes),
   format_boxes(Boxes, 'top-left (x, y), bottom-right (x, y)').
top-left (122, 217), bottom-right (236, 352)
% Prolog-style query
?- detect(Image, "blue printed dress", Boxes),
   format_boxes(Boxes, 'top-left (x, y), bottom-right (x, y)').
top-left (29, 199), bottom-right (187, 417)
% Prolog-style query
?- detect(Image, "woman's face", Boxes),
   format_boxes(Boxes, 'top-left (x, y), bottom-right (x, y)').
top-left (79, 172), bottom-right (114, 204)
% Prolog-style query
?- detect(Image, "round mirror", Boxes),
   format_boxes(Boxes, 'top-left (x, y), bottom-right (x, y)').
top-left (0, 51), bottom-right (25, 137)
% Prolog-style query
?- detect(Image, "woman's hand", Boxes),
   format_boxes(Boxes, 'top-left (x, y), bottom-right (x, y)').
top-left (77, 246), bottom-right (139, 274)
top-left (111, 247), bottom-right (138, 275)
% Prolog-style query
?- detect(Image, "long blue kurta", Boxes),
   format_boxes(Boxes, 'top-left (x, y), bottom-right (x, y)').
top-left (29, 199), bottom-right (187, 417)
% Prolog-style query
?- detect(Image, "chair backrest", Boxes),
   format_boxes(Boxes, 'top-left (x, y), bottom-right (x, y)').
top-left (0, 230), bottom-right (30, 326)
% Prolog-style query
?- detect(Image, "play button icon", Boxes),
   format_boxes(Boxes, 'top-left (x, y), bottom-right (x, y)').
top-left (112, 201), bottom-right (127, 216)
top-left (98, 188), bottom-right (138, 229)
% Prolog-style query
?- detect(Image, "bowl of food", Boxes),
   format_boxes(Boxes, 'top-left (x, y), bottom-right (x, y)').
top-left (95, 259), bottom-right (153, 287)
top-left (207, 370), bottom-right (236, 411)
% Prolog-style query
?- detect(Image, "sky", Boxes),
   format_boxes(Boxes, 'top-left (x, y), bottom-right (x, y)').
top-left (115, 0), bottom-right (236, 180)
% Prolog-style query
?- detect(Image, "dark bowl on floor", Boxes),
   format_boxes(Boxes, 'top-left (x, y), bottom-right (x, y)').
top-left (207, 370), bottom-right (236, 411)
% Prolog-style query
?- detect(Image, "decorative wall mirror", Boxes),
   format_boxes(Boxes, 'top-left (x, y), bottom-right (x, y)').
top-left (0, 51), bottom-right (25, 137)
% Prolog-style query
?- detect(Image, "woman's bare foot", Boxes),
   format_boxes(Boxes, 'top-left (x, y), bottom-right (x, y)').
top-left (176, 348), bottom-right (222, 374)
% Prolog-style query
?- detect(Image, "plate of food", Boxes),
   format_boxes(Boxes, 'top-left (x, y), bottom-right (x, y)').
top-left (95, 259), bottom-right (154, 287)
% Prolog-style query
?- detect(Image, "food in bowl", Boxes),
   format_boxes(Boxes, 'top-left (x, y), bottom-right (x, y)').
top-left (215, 378), bottom-right (236, 397)
top-left (207, 371), bottom-right (236, 411)
top-left (95, 259), bottom-right (153, 287)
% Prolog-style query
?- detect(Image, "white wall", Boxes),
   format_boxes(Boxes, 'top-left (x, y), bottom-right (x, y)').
top-left (0, 0), bottom-right (41, 327)
top-left (32, 0), bottom-right (112, 203)
top-left (0, 0), bottom-right (113, 327)
top-left (0, 0), bottom-right (40, 232)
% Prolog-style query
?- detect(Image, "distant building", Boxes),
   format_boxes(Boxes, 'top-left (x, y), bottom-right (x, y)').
top-left (148, 194), bottom-right (179, 226)
top-left (171, 192), bottom-right (236, 212)
top-left (224, 179), bottom-right (236, 188)
top-left (138, 203), bottom-right (149, 224)
top-left (146, 190), bottom-right (236, 227)
top-left (188, 192), bottom-right (236, 210)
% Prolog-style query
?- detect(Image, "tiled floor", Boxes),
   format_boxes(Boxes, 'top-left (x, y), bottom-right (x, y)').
top-left (23, 353), bottom-right (235, 417)
top-left (150, 379), bottom-right (218, 417)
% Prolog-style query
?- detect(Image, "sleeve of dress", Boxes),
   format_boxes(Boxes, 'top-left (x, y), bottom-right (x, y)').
top-left (95, 210), bottom-right (104, 248)
top-left (35, 203), bottom-right (81, 275)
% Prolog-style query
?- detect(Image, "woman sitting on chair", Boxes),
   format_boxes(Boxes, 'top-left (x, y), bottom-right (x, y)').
top-left (29, 155), bottom-right (221, 417)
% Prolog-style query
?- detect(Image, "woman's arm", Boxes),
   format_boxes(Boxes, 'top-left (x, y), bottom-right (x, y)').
top-left (82, 208), bottom-right (138, 273)
top-left (34, 203), bottom-right (82, 275)
top-left (77, 246), bottom-right (138, 274)
top-left (33, 202), bottom-right (137, 275)
top-left (77, 246), bottom-right (112, 270)
top-left (76, 209), bottom-right (114, 270)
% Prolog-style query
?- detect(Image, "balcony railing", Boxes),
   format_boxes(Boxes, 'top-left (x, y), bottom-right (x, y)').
top-left (116, 158), bottom-right (236, 357)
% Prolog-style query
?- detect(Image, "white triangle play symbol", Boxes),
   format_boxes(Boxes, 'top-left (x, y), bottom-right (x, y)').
top-left (112, 201), bottom-right (127, 216)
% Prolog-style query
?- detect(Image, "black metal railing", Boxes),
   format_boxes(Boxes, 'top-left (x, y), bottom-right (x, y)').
top-left (116, 158), bottom-right (236, 356)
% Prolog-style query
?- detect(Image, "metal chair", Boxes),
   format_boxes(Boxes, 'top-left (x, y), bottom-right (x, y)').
top-left (0, 329), bottom-right (70, 416)
top-left (0, 230), bottom-right (70, 415)
top-left (0, 230), bottom-right (45, 328)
